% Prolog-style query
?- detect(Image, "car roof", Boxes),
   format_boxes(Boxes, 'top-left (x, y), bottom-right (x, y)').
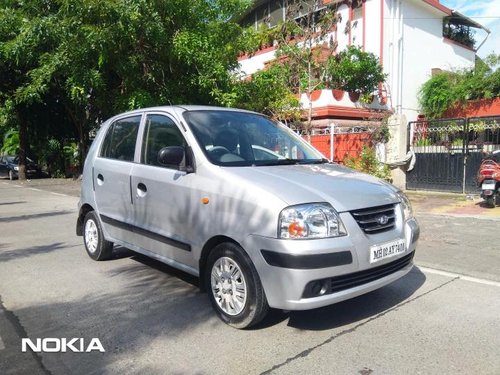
top-left (108, 105), bottom-right (259, 120)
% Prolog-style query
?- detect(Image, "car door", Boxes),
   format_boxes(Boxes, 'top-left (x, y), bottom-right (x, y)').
top-left (130, 112), bottom-right (196, 270)
top-left (93, 114), bottom-right (142, 244)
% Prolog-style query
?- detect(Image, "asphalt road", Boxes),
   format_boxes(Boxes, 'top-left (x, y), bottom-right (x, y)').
top-left (1, 180), bottom-right (499, 375)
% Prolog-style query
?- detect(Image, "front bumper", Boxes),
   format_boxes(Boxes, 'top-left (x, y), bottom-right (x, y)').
top-left (242, 215), bottom-right (419, 311)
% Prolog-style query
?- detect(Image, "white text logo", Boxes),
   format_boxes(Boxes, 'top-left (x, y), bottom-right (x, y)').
top-left (21, 338), bottom-right (105, 353)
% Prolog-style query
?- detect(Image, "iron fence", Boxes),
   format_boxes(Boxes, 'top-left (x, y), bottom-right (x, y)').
top-left (407, 116), bottom-right (500, 193)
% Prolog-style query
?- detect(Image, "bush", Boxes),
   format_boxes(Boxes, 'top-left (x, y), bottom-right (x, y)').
top-left (345, 146), bottom-right (391, 181)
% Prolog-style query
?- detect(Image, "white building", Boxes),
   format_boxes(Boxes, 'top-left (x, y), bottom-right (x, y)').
top-left (238, 0), bottom-right (489, 126)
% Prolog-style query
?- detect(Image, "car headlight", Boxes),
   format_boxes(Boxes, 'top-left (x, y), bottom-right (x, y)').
top-left (397, 191), bottom-right (413, 221)
top-left (14, 166), bottom-right (19, 171)
top-left (278, 203), bottom-right (347, 239)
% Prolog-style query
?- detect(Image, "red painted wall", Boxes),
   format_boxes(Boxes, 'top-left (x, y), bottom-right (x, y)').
top-left (443, 98), bottom-right (500, 118)
top-left (307, 133), bottom-right (373, 163)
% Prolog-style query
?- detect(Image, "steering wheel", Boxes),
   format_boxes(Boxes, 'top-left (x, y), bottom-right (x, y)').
top-left (209, 146), bottom-right (230, 158)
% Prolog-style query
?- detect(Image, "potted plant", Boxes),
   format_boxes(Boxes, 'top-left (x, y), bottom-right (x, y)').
top-left (326, 46), bottom-right (386, 102)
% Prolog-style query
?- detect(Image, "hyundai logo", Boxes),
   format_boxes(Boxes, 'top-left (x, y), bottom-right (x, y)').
top-left (376, 215), bottom-right (389, 225)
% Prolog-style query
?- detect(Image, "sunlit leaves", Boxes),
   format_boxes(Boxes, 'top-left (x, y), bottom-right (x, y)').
top-left (418, 53), bottom-right (500, 119)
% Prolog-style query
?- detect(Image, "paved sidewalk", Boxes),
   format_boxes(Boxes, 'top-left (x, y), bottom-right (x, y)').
top-left (5, 177), bottom-right (81, 197)
top-left (407, 190), bottom-right (500, 219)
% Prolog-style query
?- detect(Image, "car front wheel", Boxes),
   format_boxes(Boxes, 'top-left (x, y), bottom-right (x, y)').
top-left (83, 211), bottom-right (114, 260)
top-left (206, 242), bottom-right (268, 329)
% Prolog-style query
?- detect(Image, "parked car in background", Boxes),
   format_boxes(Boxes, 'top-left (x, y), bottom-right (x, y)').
top-left (0, 155), bottom-right (42, 180)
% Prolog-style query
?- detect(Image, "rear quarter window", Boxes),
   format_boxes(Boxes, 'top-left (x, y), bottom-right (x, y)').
top-left (100, 116), bottom-right (141, 161)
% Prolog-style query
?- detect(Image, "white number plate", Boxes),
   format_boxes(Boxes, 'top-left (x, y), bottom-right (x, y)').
top-left (482, 182), bottom-right (496, 190)
top-left (370, 239), bottom-right (406, 264)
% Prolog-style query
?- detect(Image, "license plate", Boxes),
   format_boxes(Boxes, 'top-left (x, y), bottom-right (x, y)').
top-left (370, 239), bottom-right (406, 264)
top-left (482, 182), bottom-right (496, 190)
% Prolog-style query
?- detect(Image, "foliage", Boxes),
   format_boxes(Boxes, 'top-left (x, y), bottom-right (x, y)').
top-left (344, 146), bottom-right (391, 180)
top-left (63, 142), bottom-right (80, 168)
top-left (414, 137), bottom-right (432, 147)
top-left (418, 53), bottom-right (500, 119)
top-left (226, 64), bottom-right (301, 123)
top-left (418, 74), bottom-right (458, 119)
top-left (237, 3), bottom-right (386, 133)
top-left (372, 118), bottom-right (391, 144)
top-left (245, 2), bottom-right (341, 134)
top-left (1, 129), bottom-right (19, 155)
top-left (0, 0), bottom-right (251, 177)
top-left (326, 46), bottom-right (386, 93)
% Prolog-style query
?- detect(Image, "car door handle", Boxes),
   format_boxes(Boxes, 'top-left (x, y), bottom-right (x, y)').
top-left (97, 174), bottom-right (104, 186)
top-left (136, 183), bottom-right (147, 198)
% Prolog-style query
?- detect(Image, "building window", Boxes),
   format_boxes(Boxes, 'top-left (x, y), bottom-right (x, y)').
top-left (443, 17), bottom-right (476, 49)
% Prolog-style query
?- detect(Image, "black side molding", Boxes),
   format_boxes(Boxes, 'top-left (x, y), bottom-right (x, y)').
top-left (261, 249), bottom-right (352, 269)
top-left (100, 215), bottom-right (191, 252)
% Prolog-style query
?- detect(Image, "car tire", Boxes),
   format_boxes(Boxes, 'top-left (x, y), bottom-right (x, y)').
top-left (83, 211), bottom-right (114, 260)
top-left (205, 242), bottom-right (269, 329)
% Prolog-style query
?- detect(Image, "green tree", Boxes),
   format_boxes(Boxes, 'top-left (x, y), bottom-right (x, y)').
top-left (0, 0), bottom-right (251, 178)
top-left (326, 45), bottom-right (386, 94)
top-left (267, 1), bottom-right (339, 134)
top-left (226, 63), bottom-right (301, 124)
top-left (235, 2), bottom-right (385, 134)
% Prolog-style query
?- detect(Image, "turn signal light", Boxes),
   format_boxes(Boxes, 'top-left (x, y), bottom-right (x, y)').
top-left (288, 222), bottom-right (304, 238)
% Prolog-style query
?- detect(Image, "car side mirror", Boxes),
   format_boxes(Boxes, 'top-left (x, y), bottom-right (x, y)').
top-left (158, 146), bottom-right (185, 167)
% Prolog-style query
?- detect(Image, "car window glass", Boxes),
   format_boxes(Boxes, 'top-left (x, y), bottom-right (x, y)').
top-left (100, 116), bottom-right (141, 161)
top-left (141, 114), bottom-right (185, 167)
top-left (183, 111), bottom-right (322, 166)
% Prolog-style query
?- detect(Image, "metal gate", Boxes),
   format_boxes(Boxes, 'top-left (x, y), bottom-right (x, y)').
top-left (406, 116), bottom-right (500, 193)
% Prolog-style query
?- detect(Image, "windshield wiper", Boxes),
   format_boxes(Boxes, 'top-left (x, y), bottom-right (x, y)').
top-left (256, 158), bottom-right (330, 166)
top-left (297, 158), bottom-right (330, 164)
top-left (256, 159), bottom-right (299, 166)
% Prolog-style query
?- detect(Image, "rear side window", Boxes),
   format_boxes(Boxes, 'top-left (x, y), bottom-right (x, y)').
top-left (100, 116), bottom-right (141, 161)
top-left (141, 114), bottom-right (185, 167)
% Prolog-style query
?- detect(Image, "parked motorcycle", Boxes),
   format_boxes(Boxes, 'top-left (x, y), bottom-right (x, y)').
top-left (477, 150), bottom-right (500, 208)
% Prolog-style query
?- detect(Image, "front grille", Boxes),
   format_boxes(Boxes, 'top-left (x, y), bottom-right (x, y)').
top-left (302, 251), bottom-right (414, 298)
top-left (351, 204), bottom-right (396, 234)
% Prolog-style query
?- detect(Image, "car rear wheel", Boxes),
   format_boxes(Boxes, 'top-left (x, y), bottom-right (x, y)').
top-left (486, 196), bottom-right (495, 208)
top-left (206, 242), bottom-right (268, 329)
top-left (83, 211), bottom-right (113, 260)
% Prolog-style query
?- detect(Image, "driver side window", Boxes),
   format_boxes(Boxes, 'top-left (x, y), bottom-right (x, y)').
top-left (141, 114), bottom-right (186, 167)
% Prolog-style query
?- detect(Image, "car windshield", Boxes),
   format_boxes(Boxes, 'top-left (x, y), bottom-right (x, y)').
top-left (183, 110), bottom-right (327, 167)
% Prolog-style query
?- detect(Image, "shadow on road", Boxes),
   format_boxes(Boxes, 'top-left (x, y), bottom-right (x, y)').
top-left (0, 242), bottom-right (78, 262)
top-left (0, 210), bottom-right (74, 223)
top-left (0, 201), bottom-right (27, 206)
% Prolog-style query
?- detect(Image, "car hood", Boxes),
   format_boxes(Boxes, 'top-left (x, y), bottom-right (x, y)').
top-left (223, 163), bottom-right (400, 212)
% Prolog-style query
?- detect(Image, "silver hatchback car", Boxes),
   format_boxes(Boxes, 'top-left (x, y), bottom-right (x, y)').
top-left (77, 106), bottom-right (419, 328)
